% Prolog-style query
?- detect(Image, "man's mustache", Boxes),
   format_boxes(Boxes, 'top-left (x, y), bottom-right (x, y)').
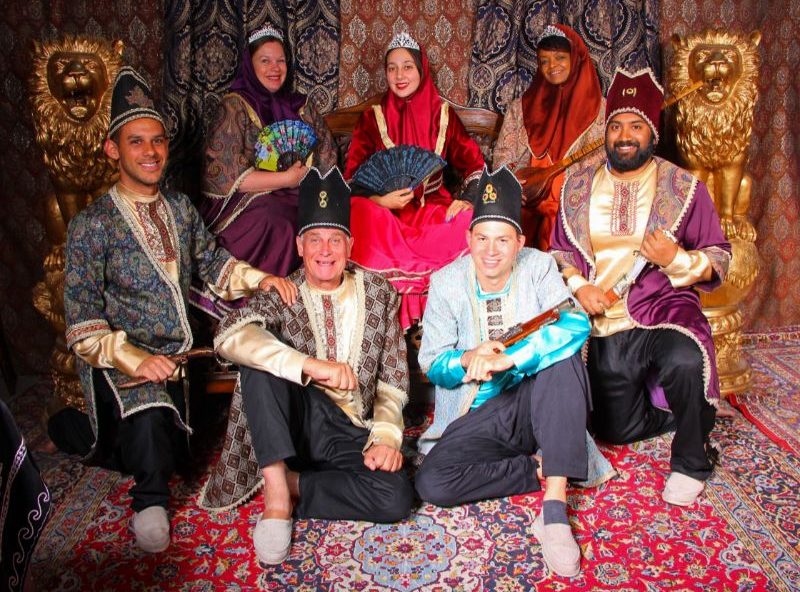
top-left (613, 141), bottom-right (640, 150)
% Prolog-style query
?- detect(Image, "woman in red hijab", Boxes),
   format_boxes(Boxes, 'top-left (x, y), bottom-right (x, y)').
top-left (344, 32), bottom-right (486, 331)
top-left (493, 24), bottom-right (605, 250)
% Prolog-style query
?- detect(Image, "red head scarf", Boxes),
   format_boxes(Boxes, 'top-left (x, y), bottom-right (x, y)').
top-left (520, 24), bottom-right (602, 161)
top-left (381, 43), bottom-right (443, 151)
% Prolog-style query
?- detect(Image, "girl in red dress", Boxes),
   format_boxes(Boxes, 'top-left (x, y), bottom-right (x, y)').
top-left (344, 32), bottom-right (486, 330)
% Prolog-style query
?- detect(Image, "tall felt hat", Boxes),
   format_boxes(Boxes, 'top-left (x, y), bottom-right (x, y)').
top-left (470, 166), bottom-right (523, 234)
top-left (605, 67), bottom-right (664, 143)
top-left (297, 167), bottom-right (351, 236)
top-left (108, 67), bottom-right (165, 137)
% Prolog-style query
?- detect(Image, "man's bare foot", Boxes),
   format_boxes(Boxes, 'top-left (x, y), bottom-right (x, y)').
top-left (262, 463), bottom-right (293, 520)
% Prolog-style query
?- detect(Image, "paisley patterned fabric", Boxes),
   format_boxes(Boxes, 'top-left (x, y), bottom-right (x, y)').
top-left (337, 0), bottom-right (477, 107)
top-left (467, 0), bottom-right (661, 112)
top-left (64, 188), bottom-right (235, 454)
top-left (551, 157), bottom-right (732, 407)
top-left (0, 2), bottom-right (164, 375)
top-left (202, 264), bottom-right (409, 510)
top-left (160, 0), bottom-right (341, 195)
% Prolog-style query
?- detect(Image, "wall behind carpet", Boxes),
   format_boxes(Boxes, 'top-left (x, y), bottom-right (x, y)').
top-left (0, 0), bottom-right (164, 375)
top-left (659, 0), bottom-right (800, 329)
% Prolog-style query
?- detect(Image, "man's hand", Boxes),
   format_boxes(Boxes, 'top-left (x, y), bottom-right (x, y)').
top-left (574, 284), bottom-right (611, 316)
top-left (445, 199), bottom-right (473, 221)
top-left (133, 355), bottom-right (177, 383)
top-left (258, 275), bottom-right (298, 305)
top-left (461, 340), bottom-right (505, 369)
top-left (363, 444), bottom-right (403, 472)
top-left (463, 345), bottom-right (514, 383)
top-left (372, 188), bottom-right (414, 210)
top-left (640, 229), bottom-right (679, 268)
top-left (302, 358), bottom-right (357, 390)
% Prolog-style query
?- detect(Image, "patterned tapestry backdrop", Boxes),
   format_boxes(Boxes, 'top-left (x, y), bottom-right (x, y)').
top-left (160, 0), bottom-right (341, 196)
top-left (0, 0), bottom-right (164, 376)
top-left (467, 0), bottom-right (661, 112)
top-left (337, 0), bottom-right (477, 107)
top-left (0, 0), bottom-right (798, 378)
top-left (658, 0), bottom-right (800, 332)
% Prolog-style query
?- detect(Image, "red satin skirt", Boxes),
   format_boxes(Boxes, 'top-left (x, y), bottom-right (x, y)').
top-left (349, 194), bottom-right (471, 330)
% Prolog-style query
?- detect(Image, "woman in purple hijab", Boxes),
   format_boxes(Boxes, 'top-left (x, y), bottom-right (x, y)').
top-left (192, 24), bottom-right (337, 317)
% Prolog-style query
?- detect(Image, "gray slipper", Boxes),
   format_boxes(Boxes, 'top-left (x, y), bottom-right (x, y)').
top-left (662, 472), bottom-right (705, 506)
top-left (254, 517), bottom-right (293, 566)
top-left (132, 506), bottom-right (170, 553)
top-left (532, 512), bottom-right (581, 578)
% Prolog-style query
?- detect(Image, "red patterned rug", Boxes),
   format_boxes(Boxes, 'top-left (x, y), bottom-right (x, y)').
top-left (730, 327), bottom-right (800, 455)
top-left (13, 340), bottom-right (800, 591)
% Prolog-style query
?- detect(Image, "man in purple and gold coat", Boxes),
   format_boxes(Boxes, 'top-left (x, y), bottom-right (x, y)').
top-left (550, 67), bottom-right (731, 507)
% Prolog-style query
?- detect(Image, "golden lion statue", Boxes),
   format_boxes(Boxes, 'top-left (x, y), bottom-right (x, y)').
top-left (29, 36), bottom-right (123, 408)
top-left (669, 29), bottom-right (761, 241)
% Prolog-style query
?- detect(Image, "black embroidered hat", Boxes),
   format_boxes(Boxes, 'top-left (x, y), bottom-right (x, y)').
top-left (469, 166), bottom-right (523, 234)
top-left (297, 167), bottom-right (351, 236)
top-left (108, 67), bottom-right (165, 137)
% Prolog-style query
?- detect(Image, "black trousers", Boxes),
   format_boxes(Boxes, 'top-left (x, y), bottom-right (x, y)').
top-left (414, 353), bottom-right (590, 507)
top-left (240, 368), bottom-right (414, 523)
top-left (47, 371), bottom-right (186, 512)
top-left (587, 328), bottom-right (716, 481)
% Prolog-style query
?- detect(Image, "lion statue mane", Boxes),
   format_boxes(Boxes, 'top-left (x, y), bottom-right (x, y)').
top-left (30, 36), bottom-right (123, 198)
top-left (29, 36), bottom-right (124, 410)
top-left (669, 29), bottom-right (761, 241)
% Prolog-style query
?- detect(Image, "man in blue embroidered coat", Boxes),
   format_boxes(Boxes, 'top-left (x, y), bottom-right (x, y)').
top-left (200, 167), bottom-right (413, 567)
top-left (415, 167), bottom-right (613, 578)
top-left (61, 68), bottom-right (292, 554)
top-left (550, 68), bottom-right (732, 508)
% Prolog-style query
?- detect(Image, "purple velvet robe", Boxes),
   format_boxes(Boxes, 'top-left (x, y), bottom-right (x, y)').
top-left (550, 156), bottom-right (732, 407)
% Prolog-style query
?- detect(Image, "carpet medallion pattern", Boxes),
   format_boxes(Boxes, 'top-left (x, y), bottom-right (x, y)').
top-left (11, 335), bottom-right (800, 590)
top-left (28, 416), bottom-right (792, 591)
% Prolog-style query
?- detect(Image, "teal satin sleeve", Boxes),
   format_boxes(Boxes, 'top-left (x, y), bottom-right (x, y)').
top-left (471, 310), bottom-right (591, 409)
top-left (505, 310), bottom-right (590, 375)
top-left (427, 349), bottom-right (466, 389)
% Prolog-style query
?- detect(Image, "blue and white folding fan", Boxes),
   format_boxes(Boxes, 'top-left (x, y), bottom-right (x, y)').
top-left (352, 145), bottom-right (446, 195)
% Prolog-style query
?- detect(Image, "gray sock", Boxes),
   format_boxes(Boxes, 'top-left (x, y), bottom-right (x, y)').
top-left (542, 499), bottom-right (569, 526)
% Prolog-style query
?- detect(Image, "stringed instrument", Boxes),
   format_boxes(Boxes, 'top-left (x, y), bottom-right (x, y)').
top-left (515, 80), bottom-right (705, 208)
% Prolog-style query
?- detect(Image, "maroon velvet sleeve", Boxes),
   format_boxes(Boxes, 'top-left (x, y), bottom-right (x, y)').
top-left (675, 181), bottom-right (732, 291)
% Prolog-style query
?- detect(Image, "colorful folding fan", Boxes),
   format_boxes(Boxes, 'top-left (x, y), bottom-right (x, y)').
top-left (254, 119), bottom-right (317, 172)
top-left (352, 145), bottom-right (446, 195)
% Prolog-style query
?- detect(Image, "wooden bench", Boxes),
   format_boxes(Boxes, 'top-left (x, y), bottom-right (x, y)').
top-left (324, 93), bottom-right (503, 168)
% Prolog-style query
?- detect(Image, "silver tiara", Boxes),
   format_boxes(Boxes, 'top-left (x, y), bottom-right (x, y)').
top-left (387, 31), bottom-right (420, 52)
top-left (248, 24), bottom-right (284, 45)
top-left (537, 25), bottom-right (567, 45)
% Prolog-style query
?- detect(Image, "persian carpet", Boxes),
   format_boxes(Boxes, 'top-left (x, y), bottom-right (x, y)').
top-left (14, 334), bottom-right (800, 591)
top-left (729, 326), bottom-right (800, 456)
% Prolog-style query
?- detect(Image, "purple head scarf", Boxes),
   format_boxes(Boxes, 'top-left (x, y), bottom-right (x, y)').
top-left (229, 40), bottom-right (306, 126)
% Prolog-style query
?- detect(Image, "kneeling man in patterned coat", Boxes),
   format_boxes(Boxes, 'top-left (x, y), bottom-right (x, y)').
top-left (415, 167), bottom-right (614, 578)
top-left (201, 168), bottom-right (413, 566)
top-left (62, 68), bottom-right (286, 554)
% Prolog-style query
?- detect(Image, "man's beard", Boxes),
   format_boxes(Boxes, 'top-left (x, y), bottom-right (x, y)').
top-left (606, 136), bottom-right (656, 173)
